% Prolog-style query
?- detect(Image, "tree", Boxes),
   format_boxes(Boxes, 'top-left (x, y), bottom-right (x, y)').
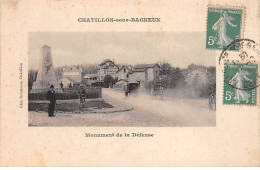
top-left (159, 62), bottom-right (172, 88)
top-left (169, 67), bottom-right (186, 88)
top-left (158, 62), bottom-right (186, 89)
top-left (207, 66), bottom-right (216, 76)
top-left (160, 62), bottom-right (172, 75)
top-left (28, 70), bottom-right (38, 90)
top-left (187, 63), bottom-right (196, 71)
top-left (187, 64), bottom-right (207, 72)
top-left (81, 64), bottom-right (98, 74)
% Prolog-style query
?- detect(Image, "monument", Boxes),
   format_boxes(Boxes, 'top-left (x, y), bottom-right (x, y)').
top-left (30, 45), bottom-right (62, 93)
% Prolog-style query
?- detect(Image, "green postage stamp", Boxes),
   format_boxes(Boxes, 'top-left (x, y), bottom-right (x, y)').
top-left (206, 6), bottom-right (245, 50)
top-left (223, 63), bottom-right (258, 105)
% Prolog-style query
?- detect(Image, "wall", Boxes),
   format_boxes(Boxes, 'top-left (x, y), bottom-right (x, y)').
top-left (117, 67), bottom-right (130, 80)
top-left (63, 72), bottom-right (82, 83)
top-left (97, 67), bottom-right (118, 81)
top-left (128, 71), bottom-right (146, 83)
top-left (186, 70), bottom-right (209, 85)
top-left (153, 65), bottom-right (160, 80)
top-left (114, 80), bottom-right (127, 90)
top-left (58, 77), bottom-right (73, 88)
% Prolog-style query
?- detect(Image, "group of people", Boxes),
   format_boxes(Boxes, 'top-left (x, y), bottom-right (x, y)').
top-left (46, 84), bottom-right (87, 117)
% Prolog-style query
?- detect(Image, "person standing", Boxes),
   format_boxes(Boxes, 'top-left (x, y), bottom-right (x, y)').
top-left (46, 85), bottom-right (56, 117)
top-left (124, 82), bottom-right (129, 97)
top-left (78, 84), bottom-right (86, 108)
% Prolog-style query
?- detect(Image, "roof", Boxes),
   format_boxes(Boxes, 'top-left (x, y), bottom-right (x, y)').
top-left (116, 66), bottom-right (130, 73)
top-left (128, 70), bottom-right (134, 74)
top-left (99, 59), bottom-right (119, 69)
top-left (63, 65), bottom-right (82, 72)
top-left (187, 68), bottom-right (210, 74)
top-left (115, 79), bottom-right (128, 83)
top-left (100, 59), bottom-right (113, 66)
top-left (134, 64), bottom-right (160, 69)
top-left (42, 45), bottom-right (50, 48)
top-left (133, 68), bottom-right (147, 72)
top-left (131, 63), bottom-right (160, 73)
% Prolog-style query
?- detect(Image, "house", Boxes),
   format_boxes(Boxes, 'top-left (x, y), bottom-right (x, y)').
top-left (83, 74), bottom-right (98, 85)
top-left (128, 64), bottom-right (161, 87)
top-left (57, 65), bottom-right (82, 88)
top-left (185, 68), bottom-right (210, 86)
top-left (97, 59), bottom-right (119, 82)
top-left (58, 77), bottom-right (80, 88)
top-left (116, 65), bottom-right (132, 80)
top-left (62, 65), bottom-right (82, 83)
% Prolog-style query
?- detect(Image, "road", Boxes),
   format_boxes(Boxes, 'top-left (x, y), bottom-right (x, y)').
top-left (29, 88), bottom-right (215, 127)
top-left (102, 88), bottom-right (216, 126)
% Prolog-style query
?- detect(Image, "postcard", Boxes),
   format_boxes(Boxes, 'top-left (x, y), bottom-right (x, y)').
top-left (0, 0), bottom-right (259, 166)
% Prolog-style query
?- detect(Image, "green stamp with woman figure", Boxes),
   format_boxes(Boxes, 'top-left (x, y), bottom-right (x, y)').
top-left (206, 6), bottom-right (245, 50)
top-left (223, 63), bottom-right (258, 105)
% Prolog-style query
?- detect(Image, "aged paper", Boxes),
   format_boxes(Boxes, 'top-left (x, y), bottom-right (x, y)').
top-left (0, 0), bottom-right (259, 166)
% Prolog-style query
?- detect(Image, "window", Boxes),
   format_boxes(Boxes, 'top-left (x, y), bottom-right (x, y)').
top-left (127, 74), bottom-right (129, 78)
top-left (124, 68), bottom-right (126, 73)
top-left (155, 71), bottom-right (159, 78)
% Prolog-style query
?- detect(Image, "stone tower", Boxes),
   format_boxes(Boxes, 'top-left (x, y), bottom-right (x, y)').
top-left (30, 45), bottom-right (62, 93)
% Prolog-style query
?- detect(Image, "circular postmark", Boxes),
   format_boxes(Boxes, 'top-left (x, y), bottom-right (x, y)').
top-left (220, 39), bottom-right (259, 91)
top-left (219, 38), bottom-right (259, 65)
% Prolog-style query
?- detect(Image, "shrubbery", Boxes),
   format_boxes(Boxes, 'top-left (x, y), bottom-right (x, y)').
top-left (29, 87), bottom-right (102, 100)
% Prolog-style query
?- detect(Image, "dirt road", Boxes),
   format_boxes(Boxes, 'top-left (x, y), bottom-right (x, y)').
top-left (102, 88), bottom-right (216, 126)
top-left (29, 88), bottom-right (215, 127)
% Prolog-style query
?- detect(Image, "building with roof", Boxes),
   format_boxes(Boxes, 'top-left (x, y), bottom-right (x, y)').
top-left (116, 65), bottom-right (132, 81)
top-left (56, 65), bottom-right (82, 89)
top-left (62, 65), bottom-right (82, 83)
top-left (97, 59), bottom-right (119, 82)
top-left (57, 76), bottom-right (80, 88)
top-left (128, 64), bottom-right (160, 86)
top-left (185, 68), bottom-right (210, 86)
top-left (83, 74), bottom-right (98, 86)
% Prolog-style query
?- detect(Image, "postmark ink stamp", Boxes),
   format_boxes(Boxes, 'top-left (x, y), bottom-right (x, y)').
top-left (219, 39), bottom-right (259, 65)
top-left (206, 5), bottom-right (245, 50)
top-left (223, 63), bottom-right (258, 105)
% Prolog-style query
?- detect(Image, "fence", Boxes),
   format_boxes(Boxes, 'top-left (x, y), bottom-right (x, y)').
top-left (28, 87), bottom-right (102, 100)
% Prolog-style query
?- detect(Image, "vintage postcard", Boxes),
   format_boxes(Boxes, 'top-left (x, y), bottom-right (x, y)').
top-left (0, 0), bottom-right (259, 167)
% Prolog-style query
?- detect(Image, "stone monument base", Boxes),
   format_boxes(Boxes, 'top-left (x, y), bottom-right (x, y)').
top-left (30, 81), bottom-right (63, 93)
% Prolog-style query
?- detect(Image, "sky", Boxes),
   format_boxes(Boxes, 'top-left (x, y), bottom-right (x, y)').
top-left (28, 32), bottom-right (216, 70)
